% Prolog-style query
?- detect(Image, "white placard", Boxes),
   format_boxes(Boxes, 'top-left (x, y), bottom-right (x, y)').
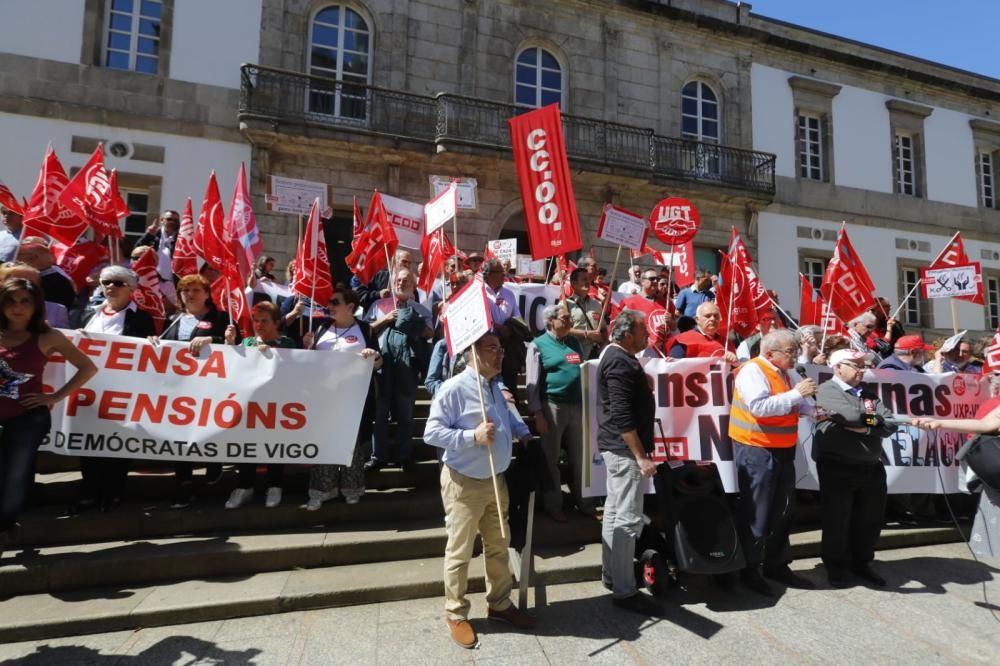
top-left (444, 279), bottom-right (492, 356)
top-left (596, 204), bottom-right (648, 251)
top-left (516, 255), bottom-right (546, 279)
top-left (430, 175), bottom-right (478, 210)
top-left (487, 238), bottom-right (517, 266)
top-left (921, 264), bottom-right (981, 299)
top-left (380, 193), bottom-right (425, 250)
top-left (424, 183), bottom-right (457, 235)
top-left (267, 175), bottom-right (329, 216)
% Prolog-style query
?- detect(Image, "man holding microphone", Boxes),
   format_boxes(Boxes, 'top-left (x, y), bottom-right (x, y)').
top-left (729, 329), bottom-right (816, 596)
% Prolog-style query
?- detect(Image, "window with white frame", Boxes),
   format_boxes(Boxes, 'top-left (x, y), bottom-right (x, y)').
top-left (981, 151), bottom-right (996, 209)
top-left (894, 132), bottom-right (916, 196)
top-left (798, 113), bottom-right (823, 181)
top-left (308, 5), bottom-right (371, 119)
top-left (515, 47), bottom-right (562, 109)
top-left (987, 276), bottom-right (1000, 330)
top-left (681, 81), bottom-right (720, 143)
top-left (104, 0), bottom-right (162, 74)
top-left (121, 189), bottom-right (150, 245)
top-left (802, 257), bottom-right (827, 290)
top-left (900, 267), bottom-right (923, 327)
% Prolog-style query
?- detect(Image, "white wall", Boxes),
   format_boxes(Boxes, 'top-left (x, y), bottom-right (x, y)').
top-left (0, 113), bottom-right (251, 219)
top-left (831, 86), bottom-right (893, 193)
top-left (924, 107), bottom-right (978, 207)
top-left (757, 211), bottom-right (997, 333)
top-left (170, 0), bottom-right (262, 89)
top-left (0, 0), bottom-right (84, 65)
top-left (750, 64), bottom-right (796, 178)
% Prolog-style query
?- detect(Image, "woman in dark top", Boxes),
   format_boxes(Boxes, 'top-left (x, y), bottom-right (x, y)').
top-left (73, 266), bottom-right (157, 513)
top-left (0, 278), bottom-right (97, 547)
top-left (149, 273), bottom-right (230, 508)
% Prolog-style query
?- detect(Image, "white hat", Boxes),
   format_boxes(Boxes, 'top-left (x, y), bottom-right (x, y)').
top-left (829, 349), bottom-right (867, 367)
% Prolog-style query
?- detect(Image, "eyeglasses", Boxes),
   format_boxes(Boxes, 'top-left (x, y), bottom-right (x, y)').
top-left (101, 280), bottom-right (128, 288)
top-left (774, 347), bottom-right (800, 356)
top-left (478, 345), bottom-right (504, 354)
top-left (839, 362), bottom-right (863, 370)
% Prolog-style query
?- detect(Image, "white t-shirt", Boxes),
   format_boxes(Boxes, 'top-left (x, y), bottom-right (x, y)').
top-left (84, 303), bottom-right (135, 336)
top-left (176, 313), bottom-right (200, 341)
top-left (315, 321), bottom-right (366, 354)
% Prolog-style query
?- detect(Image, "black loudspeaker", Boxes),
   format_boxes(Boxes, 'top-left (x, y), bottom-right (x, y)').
top-left (652, 462), bottom-right (746, 575)
top-left (958, 434), bottom-right (1000, 492)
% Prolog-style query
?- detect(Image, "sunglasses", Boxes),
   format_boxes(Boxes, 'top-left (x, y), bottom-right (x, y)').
top-left (101, 280), bottom-right (128, 288)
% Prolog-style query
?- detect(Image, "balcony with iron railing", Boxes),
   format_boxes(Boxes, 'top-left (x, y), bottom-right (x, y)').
top-left (239, 64), bottom-right (776, 197)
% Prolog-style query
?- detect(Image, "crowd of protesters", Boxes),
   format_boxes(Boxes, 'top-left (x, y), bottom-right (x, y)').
top-left (1, 201), bottom-right (998, 603)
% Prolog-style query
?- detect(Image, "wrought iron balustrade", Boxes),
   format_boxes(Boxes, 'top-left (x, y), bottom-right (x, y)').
top-left (240, 64), bottom-right (775, 195)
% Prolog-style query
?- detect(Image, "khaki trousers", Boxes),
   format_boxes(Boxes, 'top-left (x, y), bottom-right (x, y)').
top-left (441, 464), bottom-right (512, 620)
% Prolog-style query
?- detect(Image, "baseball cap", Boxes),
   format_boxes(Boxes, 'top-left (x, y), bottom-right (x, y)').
top-left (829, 349), bottom-right (867, 367)
top-left (894, 335), bottom-right (934, 352)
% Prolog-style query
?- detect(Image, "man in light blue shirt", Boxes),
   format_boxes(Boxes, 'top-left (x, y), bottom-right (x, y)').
top-left (424, 331), bottom-right (535, 648)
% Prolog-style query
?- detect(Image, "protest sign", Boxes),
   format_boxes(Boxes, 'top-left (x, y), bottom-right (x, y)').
top-left (429, 175), bottom-right (478, 210)
top-left (487, 238), bottom-right (518, 266)
top-left (39, 332), bottom-right (373, 465)
top-left (580, 358), bottom-right (978, 498)
top-left (424, 183), bottom-right (457, 235)
top-left (266, 175), bottom-right (329, 216)
top-left (443, 280), bottom-right (493, 356)
top-left (516, 255), bottom-right (547, 279)
top-left (921, 263), bottom-right (981, 300)
top-left (649, 197), bottom-right (700, 246)
top-left (380, 193), bottom-right (425, 250)
top-left (596, 204), bottom-right (648, 251)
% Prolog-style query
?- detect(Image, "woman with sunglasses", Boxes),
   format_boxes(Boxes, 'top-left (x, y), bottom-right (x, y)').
top-left (150, 273), bottom-right (231, 508)
top-left (72, 266), bottom-right (157, 513)
top-left (1, 277), bottom-right (98, 548)
top-left (301, 284), bottom-right (381, 510)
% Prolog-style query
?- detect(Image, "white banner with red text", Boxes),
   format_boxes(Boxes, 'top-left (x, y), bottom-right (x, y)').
top-left (580, 357), bottom-right (980, 497)
top-left (38, 332), bottom-right (373, 465)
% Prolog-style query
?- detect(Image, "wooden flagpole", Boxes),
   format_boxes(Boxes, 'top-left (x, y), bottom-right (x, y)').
top-left (598, 244), bottom-right (623, 326)
top-left (471, 344), bottom-right (507, 540)
top-left (950, 299), bottom-right (959, 335)
top-left (297, 214), bottom-right (305, 336)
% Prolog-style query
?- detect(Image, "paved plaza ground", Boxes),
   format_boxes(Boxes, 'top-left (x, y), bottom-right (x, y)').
top-left (1, 541), bottom-right (997, 665)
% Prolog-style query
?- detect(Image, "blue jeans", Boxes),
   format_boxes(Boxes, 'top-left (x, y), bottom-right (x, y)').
top-left (372, 389), bottom-right (416, 464)
top-left (1, 407), bottom-right (51, 530)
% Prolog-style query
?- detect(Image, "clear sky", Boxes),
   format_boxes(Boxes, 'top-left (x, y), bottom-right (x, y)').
top-left (748, 0), bottom-right (999, 80)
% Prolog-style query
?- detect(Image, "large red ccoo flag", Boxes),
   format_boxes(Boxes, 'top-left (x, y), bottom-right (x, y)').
top-left (345, 191), bottom-right (398, 285)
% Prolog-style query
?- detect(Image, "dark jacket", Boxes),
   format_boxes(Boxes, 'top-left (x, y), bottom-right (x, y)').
top-left (82, 305), bottom-right (157, 339)
top-left (876, 354), bottom-right (924, 372)
top-left (160, 305), bottom-right (229, 343)
top-left (597, 345), bottom-right (655, 454)
top-left (40, 270), bottom-right (77, 310)
top-left (814, 380), bottom-right (897, 465)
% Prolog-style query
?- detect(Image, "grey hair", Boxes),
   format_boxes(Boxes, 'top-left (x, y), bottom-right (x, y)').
top-left (795, 325), bottom-right (822, 342)
top-left (760, 329), bottom-right (799, 355)
top-left (100, 264), bottom-right (137, 289)
top-left (695, 301), bottom-right (719, 317)
top-left (611, 309), bottom-right (644, 343)
top-left (482, 258), bottom-right (504, 275)
top-left (542, 304), bottom-right (564, 326)
top-left (848, 312), bottom-right (877, 327)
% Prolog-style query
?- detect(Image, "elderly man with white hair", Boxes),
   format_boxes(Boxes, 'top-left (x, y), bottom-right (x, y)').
top-left (729, 329), bottom-right (816, 596)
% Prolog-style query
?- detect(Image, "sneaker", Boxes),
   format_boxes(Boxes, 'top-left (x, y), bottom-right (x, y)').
top-left (487, 604), bottom-right (536, 630)
top-left (446, 618), bottom-right (477, 649)
top-left (225, 488), bottom-right (254, 510)
top-left (265, 487), bottom-right (283, 508)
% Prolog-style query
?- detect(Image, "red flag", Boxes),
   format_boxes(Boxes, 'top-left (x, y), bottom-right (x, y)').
top-left (21, 146), bottom-right (89, 246)
top-left (55, 240), bottom-right (110, 292)
top-left (508, 104), bottom-right (582, 260)
top-left (0, 178), bottom-right (22, 214)
top-left (226, 163), bottom-right (262, 277)
top-left (798, 274), bottom-right (822, 327)
top-left (345, 191), bottom-right (398, 285)
top-left (716, 251), bottom-right (758, 339)
top-left (212, 271), bottom-right (252, 339)
top-left (172, 197), bottom-right (199, 278)
top-left (291, 198), bottom-right (333, 306)
top-left (100, 169), bottom-right (129, 239)
top-left (983, 330), bottom-right (1000, 374)
top-left (820, 225), bottom-right (876, 323)
top-left (352, 196), bottom-right (363, 248)
top-left (57, 145), bottom-right (125, 238)
top-left (929, 232), bottom-right (984, 305)
top-left (728, 229), bottom-right (772, 321)
top-left (648, 243), bottom-right (696, 289)
top-left (194, 171), bottom-right (229, 270)
top-left (130, 248), bottom-right (166, 333)
top-left (418, 230), bottom-right (456, 294)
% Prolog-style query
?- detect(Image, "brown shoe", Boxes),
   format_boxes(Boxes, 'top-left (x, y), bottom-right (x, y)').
top-left (487, 604), bottom-right (536, 630)
top-left (446, 618), bottom-right (477, 649)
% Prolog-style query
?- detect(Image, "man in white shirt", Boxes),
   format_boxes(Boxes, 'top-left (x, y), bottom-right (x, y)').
top-left (616, 264), bottom-right (643, 295)
top-left (482, 258), bottom-right (526, 399)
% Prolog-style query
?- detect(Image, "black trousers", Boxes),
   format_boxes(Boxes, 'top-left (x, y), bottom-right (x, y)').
top-left (734, 442), bottom-right (797, 570)
top-left (80, 457), bottom-right (130, 503)
top-left (818, 458), bottom-right (886, 572)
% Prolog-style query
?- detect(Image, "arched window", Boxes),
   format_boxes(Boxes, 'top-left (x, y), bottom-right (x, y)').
top-left (681, 81), bottom-right (720, 143)
top-left (515, 47), bottom-right (563, 109)
top-left (308, 5), bottom-right (371, 119)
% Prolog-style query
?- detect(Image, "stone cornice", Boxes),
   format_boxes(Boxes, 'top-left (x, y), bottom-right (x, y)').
top-left (885, 99), bottom-right (934, 118)
top-left (787, 76), bottom-right (842, 98)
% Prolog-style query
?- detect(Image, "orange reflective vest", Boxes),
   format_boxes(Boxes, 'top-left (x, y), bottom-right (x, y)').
top-left (728, 357), bottom-right (799, 448)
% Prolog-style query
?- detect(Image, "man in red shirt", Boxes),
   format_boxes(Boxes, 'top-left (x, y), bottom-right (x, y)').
top-left (668, 301), bottom-right (738, 362)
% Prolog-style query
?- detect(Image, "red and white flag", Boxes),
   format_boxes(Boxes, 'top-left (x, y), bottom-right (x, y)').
top-left (130, 248), bottom-right (166, 333)
top-left (716, 250), bottom-right (758, 339)
top-left (508, 104), bottom-right (582, 260)
top-left (194, 171), bottom-right (229, 270)
top-left (728, 229), bottom-right (772, 320)
top-left (55, 240), bottom-right (110, 292)
top-left (0, 178), bottom-right (22, 214)
top-left (172, 197), bottom-right (199, 278)
top-left (291, 198), bottom-right (333, 306)
top-left (352, 196), bottom-right (363, 249)
top-left (21, 146), bottom-right (89, 246)
top-left (983, 329), bottom-right (1000, 374)
top-left (212, 270), bottom-right (252, 339)
top-left (345, 191), bottom-right (398, 285)
top-left (929, 231), bottom-right (984, 305)
top-left (800, 274), bottom-right (849, 338)
top-left (57, 145), bottom-right (125, 238)
top-left (820, 224), bottom-right (876, 323)
top-left (225, 163), bottom-right (262, 277)
top-left (418, 230), bottom-right (456, 294)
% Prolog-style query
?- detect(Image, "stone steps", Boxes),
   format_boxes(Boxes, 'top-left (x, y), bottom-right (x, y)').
top-left (0, 525), bottom-right (961, 644)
